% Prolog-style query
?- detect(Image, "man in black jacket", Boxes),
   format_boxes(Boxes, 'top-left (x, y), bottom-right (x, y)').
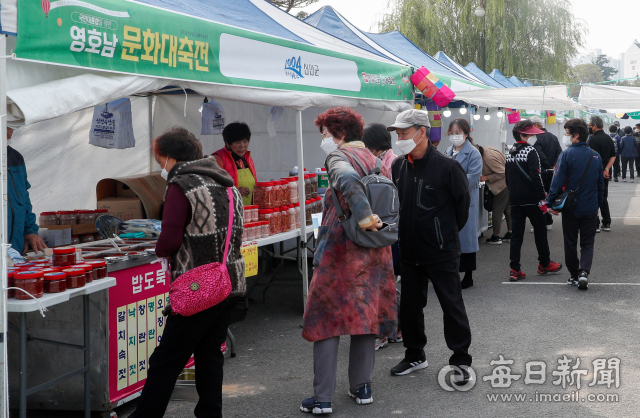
top-left (588, 116), bottom-right (616, 231)
top-left (530, 116), bottom-right (562, 228)
top-left (388, 109), bottom-right (472, 381)
top-left (506, 120), bottom-right (562, 282)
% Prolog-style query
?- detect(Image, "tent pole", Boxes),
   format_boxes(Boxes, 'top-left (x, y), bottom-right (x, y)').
top-left (295, 110), bottom-right (308, 306)
top-left (148, 95), bottom-right (156, 173)
top-left (0, 34), bottom-right (9, 418)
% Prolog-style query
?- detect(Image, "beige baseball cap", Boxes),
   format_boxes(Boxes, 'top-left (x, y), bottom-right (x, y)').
top-left (387, 109), bottom-right (431, 131)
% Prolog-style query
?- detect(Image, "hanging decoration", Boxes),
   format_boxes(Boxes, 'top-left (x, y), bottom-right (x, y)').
top-left (410, 67), bottom-right (456, 107)
top-left (424, 101), bottom-right (442, 143)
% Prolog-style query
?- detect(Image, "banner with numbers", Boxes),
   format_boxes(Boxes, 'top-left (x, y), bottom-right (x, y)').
top-left (14, 0), bottom-right (414, 103)
top-left (108, 262), bottom-right (183, 403)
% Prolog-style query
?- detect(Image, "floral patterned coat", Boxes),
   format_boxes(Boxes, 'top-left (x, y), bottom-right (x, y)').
top-left (302, 143), bottom-right (397, 342)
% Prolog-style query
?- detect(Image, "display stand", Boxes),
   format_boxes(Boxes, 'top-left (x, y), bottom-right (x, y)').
top-left (7, 278), bottom-right (116, 418)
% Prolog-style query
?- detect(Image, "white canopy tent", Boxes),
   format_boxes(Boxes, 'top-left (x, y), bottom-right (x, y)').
top-left (453, 85), bottom-right (587, 111)
top-left (578, 84), bottom-right (640, 113)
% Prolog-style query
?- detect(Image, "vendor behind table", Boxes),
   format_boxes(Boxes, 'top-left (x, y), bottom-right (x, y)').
top-left (213, 122), bottom-right (257, 206)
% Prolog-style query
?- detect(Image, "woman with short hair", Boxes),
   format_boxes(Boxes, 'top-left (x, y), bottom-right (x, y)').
top-left (213, 122), bottom-right (258, 205)
top-left (300, 107), bottom-right (397, 415)
top-left (130, 126), bottom-right (245, 418)
top-left (362, 122), bottom-right (398, 171)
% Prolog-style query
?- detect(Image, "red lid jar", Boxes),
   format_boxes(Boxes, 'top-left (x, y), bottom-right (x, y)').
top-left (39, 211), bottom-right (58, 227)
top-left (44, 272), bottom-right (67, 293)
top-left (77, 210), bottom-right (96, 225)
top-left (84, 260), bottom-right (107, 280)
top-left (52, 247), bottom-right (77, 266)
top-left (7, 271), bottom-right (15, 299)
top-left (73, 264), bottom-right (94, 283)
top-left (58, 211), bottom-right (78, 226)
top-left (63, 268), bottom-right (86, 289)
top-left (13, 271), bottom-right (44, 300)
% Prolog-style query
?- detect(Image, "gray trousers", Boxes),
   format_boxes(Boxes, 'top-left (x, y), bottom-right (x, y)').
top-left (313, 334), bottom-right (376, 402)
top-left (492, 188), bottom-right (512, 236)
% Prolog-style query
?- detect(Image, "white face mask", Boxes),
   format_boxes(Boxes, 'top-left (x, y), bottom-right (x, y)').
top-left (161, 160), bottom-right (170, 180)
top-left (450, 134), bottom-right (466, 147)
top-left (529, 135), bottom-right (538, 145)
top-left (562, 135), bottom-right (573, 148)
top-left (320, 137), bottom-right (339, 155)
top-left (395, 129), bottom-right (423, 155)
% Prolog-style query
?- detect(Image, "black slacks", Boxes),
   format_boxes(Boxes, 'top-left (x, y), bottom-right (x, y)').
top-left (510, 205), bottom-right (550, 271)
top-left (613, 155), bottom-right (621, 179)
top-left (130, 299), bottom-right (234, 418)
top-left (598, 179), bottom-right (611, 226)
top-left (621, 157), bottom-right (635, 180)
top-left (561, 213), bottom-right (598, 277)
top-left (400, 259), bottom-right (472, 366)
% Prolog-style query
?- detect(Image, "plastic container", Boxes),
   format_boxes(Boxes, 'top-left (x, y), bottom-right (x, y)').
top-left (272, 208), bottom-right (282, 235)
top-left (244, 223), bottom-right (255, 241)
top-left (309, 173), bottom-right (318, 198)
top-left (13, 271), bottom-right (44, 300)
top-left (73, 264), bottom-right (94, 283)
top-left (63, 268), bottom-right (86, 289)
top-left (280, 206), bottom-right (290, 233)
top-left (274, 181), bottom-right (285, 207)
top-left (305, 200), bottom-right (313, 226)
top-left (7, 271), bottom-right (14, 299)
top-left (304, 175), bottom-right (312, 199)
top-left (71, 236), bottom-right (80, 245)
top-left (280, 179), bottom-right (292, 206)
top-left (315, 197), bottom-right (323, 214)
top-left (287, 177), bottom-right (299, 204)
top-left (39, 212), bottom-right (58, 227)
top-left (80, 234), bottom-right (94, 243)
top-left (244, 206), bottom-right (259, 223)
top-left (77, 210), bottom-right (96, 225)
top-left (255, 182), bottom-right (275, 209)
top-left (85, 260), bottom-right (107, 280)
top-left (287, 205), bottom-right (296, 231)
top-left (52, 247), bottom-right (77, 266)
top-left (44, 272), bottom-right (67, 293)
top-left (58, 211), bottom-right (78, 225)
top-left (317, 168), bottom-right (329, 195)
top-left (293, 203), bottom-right (301, 229)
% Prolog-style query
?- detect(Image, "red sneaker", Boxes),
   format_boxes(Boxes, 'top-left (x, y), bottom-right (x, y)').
top-left (220, 342), bottom-right (228, 355)
top-left (538, 261), bottom-right (563, 275)
top-left (509, 269), bottom-right (526, 282)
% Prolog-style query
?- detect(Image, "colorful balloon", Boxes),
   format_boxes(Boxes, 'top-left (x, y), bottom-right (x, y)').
top-left (41, 0), bottom-right (50, 17)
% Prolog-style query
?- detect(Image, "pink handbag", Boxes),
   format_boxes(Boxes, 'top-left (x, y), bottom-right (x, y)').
top-left (169, 188), bottom-right (234, 316)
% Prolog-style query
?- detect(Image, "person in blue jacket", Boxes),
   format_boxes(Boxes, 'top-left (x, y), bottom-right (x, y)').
top-left (7, 126), bottom-right (46, 254)
top-left (618, 126), bottom-right (639, 182)
top-left (547, 119), bottom-right (604, 291)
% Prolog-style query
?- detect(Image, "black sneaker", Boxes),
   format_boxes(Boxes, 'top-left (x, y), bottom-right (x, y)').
top-left (501, 232), bottom-right (513, 242)
top-left (452, 367), bottom-right (473, 386)
top-left (567, 277), bottom-right (578, 286)
top-left (614, 177), bottom-right (619, 182)
top-left (485, 235), bottom-right (502, 245)
top-left (348, 383), bottom-right (373, 405)
top-left (390, 357), bottom-right (428, 376)
top-left (602, 223), bottom-right (611, 231)
top-left (300, 397), bottom-right (332, 414)
top-left (578, 272), bottom-right (588, 290)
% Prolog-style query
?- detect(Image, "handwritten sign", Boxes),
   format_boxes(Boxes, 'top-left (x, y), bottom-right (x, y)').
top-left (241, 241), bottom-right (258, 278)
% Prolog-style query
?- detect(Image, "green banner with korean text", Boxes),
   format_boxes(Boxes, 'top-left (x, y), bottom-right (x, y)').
top-left (15, 0), bottom-right (414, 102)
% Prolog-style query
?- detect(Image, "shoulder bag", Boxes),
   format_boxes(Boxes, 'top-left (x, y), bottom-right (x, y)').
top-left (169, 188), bottom-right (234, 316)
top-left (550, 151), bottom-right (594, 214)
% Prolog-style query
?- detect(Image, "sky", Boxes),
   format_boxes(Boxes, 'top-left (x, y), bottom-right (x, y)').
top-left (299, 0), bottom-right (639, 58)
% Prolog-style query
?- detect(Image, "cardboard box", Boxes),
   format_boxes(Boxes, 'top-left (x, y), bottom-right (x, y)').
top-left (116, 181), bottom-right (138, 198)
top-left (39, 227), bottom-right (72, 247)
top-left (97, 197), bottom-right (143, 221)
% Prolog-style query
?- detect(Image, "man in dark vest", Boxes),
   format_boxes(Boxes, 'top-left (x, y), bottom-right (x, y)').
top-left (530, 116), bottom-right (562, 229)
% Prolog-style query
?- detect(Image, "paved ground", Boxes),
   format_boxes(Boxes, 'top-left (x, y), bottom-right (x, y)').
top-left (21, 180), bottom-right (640, 417)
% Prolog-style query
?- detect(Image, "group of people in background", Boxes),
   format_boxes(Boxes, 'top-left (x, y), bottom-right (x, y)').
top-left (609, 121), bottom-right (640, 183)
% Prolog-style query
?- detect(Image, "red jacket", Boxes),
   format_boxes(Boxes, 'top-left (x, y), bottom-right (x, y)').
top-left (212, 147), bottom-right (257, 187)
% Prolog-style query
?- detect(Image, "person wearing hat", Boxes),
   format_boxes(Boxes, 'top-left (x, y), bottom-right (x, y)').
top-left (505, 120), bottom-right (562, 282)
top-left (6, 126), bottom-right (47, 255)
top-left (529, 116), bottom-right (562, 229)
top-left (389, 109), bottom-right (473, 383)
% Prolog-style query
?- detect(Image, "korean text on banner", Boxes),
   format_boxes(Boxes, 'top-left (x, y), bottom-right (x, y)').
top-left (241, 241), bottom-right (258, 278)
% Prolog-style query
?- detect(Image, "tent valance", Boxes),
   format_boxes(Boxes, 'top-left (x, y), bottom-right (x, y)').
top-left (453, 85), bottom-right (586, 111)
top-left (578, 85), bottom-right (640, 113)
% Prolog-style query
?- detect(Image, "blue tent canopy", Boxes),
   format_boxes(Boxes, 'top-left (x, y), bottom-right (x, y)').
top-left (464, 62), bottom-right (507, 88)
top-left (433, 52), bottom-right (484, 85)
top-left (509, 76), bottom-right (527, 88)
top-left (489, 69), bottom-right (518, 88)
top-left (524, 80), bottom-right (534, 87)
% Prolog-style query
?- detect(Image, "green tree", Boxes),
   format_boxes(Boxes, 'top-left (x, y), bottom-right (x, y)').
top-left (267, 0), bottom-right (318, 13)
top-left (378, 0), bottom-right (586, 83)
top-left (568, 63), bottom-right (603, 97)
top-left (591, 55), bottom-right (618, 81)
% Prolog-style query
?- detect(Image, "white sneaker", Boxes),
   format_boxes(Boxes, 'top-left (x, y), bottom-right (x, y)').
top-left (623, 178), bottom-right (627, 182)
top-left (546, 225), bottom-right (552, 231)
top-left (530, 228), bottom-right (534, 233)
top-left (375, 337), bottom-right (388, 351)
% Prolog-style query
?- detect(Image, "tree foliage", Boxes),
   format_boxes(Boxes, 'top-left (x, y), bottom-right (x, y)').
top-left (267, 0), bottom-right (318, 13)
top-left (568, 63), bottom-right (603, 97)
top-left (591, 55), bottom-right (618, 81)
top-left (378, 0), bottom-right (586, 82)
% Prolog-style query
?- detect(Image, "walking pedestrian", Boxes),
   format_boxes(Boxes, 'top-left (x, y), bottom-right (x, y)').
top-left (547, 118), bottom-right (604, 290)
top-left (609, 125), bottom-right (621, 182)
top-left (505, 120), bottom-right (562, 282)
top-left (129, 127), bottom-right (245, 418)
top-left (478, 144), bottom-right (513, 245)
top-left (444, 119), bottom-right (482, 289)
top-left (634, 125), bottom-right (640, 178)
top-left (619, 126), bottom-right (638, 182)
top-left (587, 116), bottom-right (615, 232)
top-left (388, 109), bottom-right (472, 384)
top-left (301, 107), bottom-right (397, 414)
top-left (530, 116), bottom-right (562, 229)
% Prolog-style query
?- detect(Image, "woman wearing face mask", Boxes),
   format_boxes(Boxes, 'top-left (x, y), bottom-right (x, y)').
top-left (212, 122), bottom-right (258, 206)
top-left (444, 119), bottom-right (483, 289)
top-left (618, 126), bottom-right (638, 182)
top-left (132, 127), bottom-right (245, 418)
top-left (301, 107), bottom-right (397, 415)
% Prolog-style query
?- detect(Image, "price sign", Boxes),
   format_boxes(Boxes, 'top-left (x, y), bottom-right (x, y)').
top-left (241, 241), bottom-right (258, 278)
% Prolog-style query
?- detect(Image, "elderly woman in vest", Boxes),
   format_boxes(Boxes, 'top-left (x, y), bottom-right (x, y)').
top-left (444, 119), bottom-right (483, 289)
top-left (213, 122), bottom-right (258, 206)
top-left (300, 107), bottom-right (397, 415)
top-left (130, 127), bottom-right (245, 418)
